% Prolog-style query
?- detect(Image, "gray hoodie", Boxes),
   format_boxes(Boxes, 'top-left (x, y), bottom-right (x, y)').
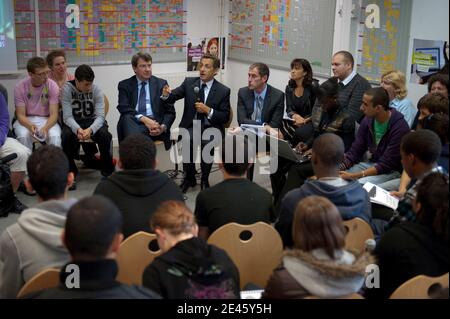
top-left (0, 198), bottom-right (77, 299)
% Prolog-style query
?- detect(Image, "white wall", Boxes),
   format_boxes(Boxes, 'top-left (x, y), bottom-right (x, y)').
top-left (406, 0), bottom-right (449, 105)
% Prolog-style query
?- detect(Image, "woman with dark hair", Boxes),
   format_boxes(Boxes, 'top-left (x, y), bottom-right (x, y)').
top-left (369, 173), bottom-right (449, 299)
top-left (263, 196), bottom-right (373, 299)
top-left (282, 58), bottom-right (318, 145)
top-left (272, 77), bottom-right (355, 205)
top-left (142, 201), bottom-right (240, 299)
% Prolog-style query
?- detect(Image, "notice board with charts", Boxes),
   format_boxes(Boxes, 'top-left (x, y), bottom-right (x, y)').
top-left (228, 0), bottom-right (336, 77)
top-left (352, 0), bottom-right (412, 82)
top-left (14, 0), bottom-right (186, 69)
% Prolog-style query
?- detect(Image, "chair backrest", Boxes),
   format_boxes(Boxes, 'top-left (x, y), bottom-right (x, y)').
top-left (342, 218), bottom-right (374, 252)
top-left (17, 268), bottom-right (60, 298)
top-left (390, 273), bottom-right (449, 299)
top-left (207, 222), bottom-right (283, 289)
top-left (103, 95), bottom-right (109, 116)
top-left (116, 231), bottom-right (162, 285)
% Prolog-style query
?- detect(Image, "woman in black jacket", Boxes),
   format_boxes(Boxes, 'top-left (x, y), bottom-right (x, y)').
top-left (282, 58), bottom-right (318, 145)
top-left (142, 201), bottom-right (240, 299)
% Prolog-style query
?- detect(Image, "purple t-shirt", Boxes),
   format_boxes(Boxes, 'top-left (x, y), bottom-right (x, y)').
top-left (14, 77), bottom-right (59, 117)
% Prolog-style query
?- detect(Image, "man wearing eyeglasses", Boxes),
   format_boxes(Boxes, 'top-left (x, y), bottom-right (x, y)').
top-left (116, 52), bottom-right (175, 150)
top-left (13, 56), bottom-right (61, 150)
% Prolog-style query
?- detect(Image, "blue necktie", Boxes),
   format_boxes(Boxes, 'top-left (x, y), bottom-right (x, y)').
top-left (138, 81), bottom-right (147, 115)
top-left (253, 95), bottom-right (263, 122)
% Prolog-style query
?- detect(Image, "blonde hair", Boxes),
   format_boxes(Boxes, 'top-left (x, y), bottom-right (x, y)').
top-left (381, 70), bottom-right (408, 100)
top-left (150, 201), bottom-right (196, 236)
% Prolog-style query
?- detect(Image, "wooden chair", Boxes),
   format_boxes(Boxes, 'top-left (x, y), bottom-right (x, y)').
top-left (342, 218), bottom-right (374, 252)
top-left (116, 231), bottom-right (162, 285)
top-left (207, 222), bottom-right (283, 289)
top-left (17, 268), bottom-right (60, 298)
top-left (390, 273), bottom-right (449, 299)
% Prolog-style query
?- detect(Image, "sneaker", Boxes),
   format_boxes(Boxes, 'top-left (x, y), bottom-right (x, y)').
top-left (11, 196), bottom-right (27, 214)
top-left (69, 179), bottom-right (77, 191)
top-left (18, 182), bottom-right (36, 196)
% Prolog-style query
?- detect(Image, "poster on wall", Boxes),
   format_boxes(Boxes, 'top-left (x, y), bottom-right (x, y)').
top-left (411, 39), bottom-right (449, 84)
top-left (187, 37), bottom-right (226, 71)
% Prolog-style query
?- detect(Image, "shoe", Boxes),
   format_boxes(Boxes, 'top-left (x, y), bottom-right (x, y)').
top-left (11, 196), bottom-right (27, 214)
top-left (81, 155), bottom-right (102, 170)
top-left (18, 182), bottom-right (36, 196)
top-left (180, 179), bottom-right (197, 193)
top-left (69, 179), bottom-right (77, 191)
top-left (200, 179), bottom-right (210, 190)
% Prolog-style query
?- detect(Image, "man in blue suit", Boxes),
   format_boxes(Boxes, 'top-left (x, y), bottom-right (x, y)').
top-left (117, 52), bottom-right (175, 150)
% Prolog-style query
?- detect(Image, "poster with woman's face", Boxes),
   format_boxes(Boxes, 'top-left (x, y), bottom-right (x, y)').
top-left (186, 37), bottom-right (226, 71)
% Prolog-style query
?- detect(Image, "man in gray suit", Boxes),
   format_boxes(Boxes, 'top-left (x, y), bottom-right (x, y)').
top-left (237, 62), bottom-right (285, 180)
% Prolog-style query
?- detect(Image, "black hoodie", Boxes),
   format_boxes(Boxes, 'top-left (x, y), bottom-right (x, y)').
top-left (368, 222), bottom-right (449, 299)
top-left (94, 169), bottom-right (184, 238)
top-left (142, 237), bottom-right (240, 299)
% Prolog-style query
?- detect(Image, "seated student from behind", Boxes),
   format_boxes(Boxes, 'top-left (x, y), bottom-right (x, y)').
top-left (94, 134), bottom-right (184, 238)
top-left (0, 146), bottom-right (76, 298)
top-left (276, 133), bottom-right (371, 248)
top-left (264, 196), bottom-right (373, 299)
top-left (142, 201), bottom-right (240, 299)
top-left (26, 196), bottom-right (161, 299)
top-left (195, 135), bottom-right (274, 239)
top-left (368, 173), bottom-right (449, 299)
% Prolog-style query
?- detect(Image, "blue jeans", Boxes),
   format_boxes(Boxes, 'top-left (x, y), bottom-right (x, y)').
top-left (346, 162), bottom-right (401, 185)
top-left (377, 178), bottom-right (401, 191)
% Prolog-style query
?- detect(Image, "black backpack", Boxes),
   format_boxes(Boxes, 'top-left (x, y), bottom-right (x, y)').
top-left (0, 154), bottom-right (16, 217)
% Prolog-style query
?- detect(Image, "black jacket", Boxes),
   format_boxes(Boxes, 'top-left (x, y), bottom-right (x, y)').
top-left (164, 77), bottom-right (231, 132)
top-left (237, 84), bottom-right (285, 128)
top-left (25, 260), bottom-right (161, 299)
top-left (142, 237), bottom-right (240, 299)
top-left (368, 222), bottom-right (449, 299)
top-left (94, 169), bottom-right (184, 238)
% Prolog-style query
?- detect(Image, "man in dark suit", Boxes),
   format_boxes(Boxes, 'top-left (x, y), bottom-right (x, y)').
top-left (237, 62), bottom-right (285, 180)
top-left (162, 53), bottom-right (231, 193)
top-left (331, 51), bottom-right (371, 123)
top-left (116, 52), bottom-right (175, 150)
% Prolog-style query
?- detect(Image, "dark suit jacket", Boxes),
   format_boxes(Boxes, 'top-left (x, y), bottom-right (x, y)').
top-left (164, 77), bottom-right (231, 132)
top-left (237, 84), bottom-right (284, 128)
top-left (117, 75), bottom-right (176, 130)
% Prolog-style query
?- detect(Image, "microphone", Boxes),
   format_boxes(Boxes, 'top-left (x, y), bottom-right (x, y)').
top-left (0, 153), bottom-right (18, 165)
top-left (365, 239), bottom-right (377, 253)
top-left (194, 86), bottom-right (200, 102)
